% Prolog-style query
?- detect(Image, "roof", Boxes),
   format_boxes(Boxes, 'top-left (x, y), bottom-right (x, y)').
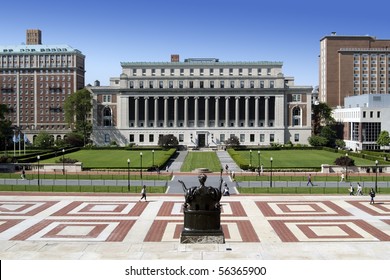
top-left (121, 60), bottom-right (283, 67)
top-left (0, 44), bottom-right (84, 55)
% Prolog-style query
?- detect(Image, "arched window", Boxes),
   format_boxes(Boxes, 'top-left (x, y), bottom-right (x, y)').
top-left (292, 107), bottom-right (301, 126)
top-left (103, 107), bottom-right (112, 126)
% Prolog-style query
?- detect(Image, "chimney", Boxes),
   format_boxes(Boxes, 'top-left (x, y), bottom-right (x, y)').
top-left (171, 54), bottom-right (179, 62)
top-left (26, 29), bottom-right (42, 45)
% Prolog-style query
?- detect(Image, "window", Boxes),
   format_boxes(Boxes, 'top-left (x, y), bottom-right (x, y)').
top-left (260, 81), bottom-right (264, 88)
top-left (220, 134), bottom-right (225, 142)
top-left (230, 81), bottom-right (235, 88)
top-left (159, 81), bottom-right (164, 88)
top-left (260, 134), bottom-right (265, 142)
top-left (139, 134), bottom-right (144, 142)
top-left (220, 68), bottom-right (224, 76)
top-left (294, 134), bottom-right (299, 142)
top-left (377, 111), bottom-right (381, 118)
top-left (104, 134), bottom-right (110, 143)
top-left (240, 134), bottom-right (245, 142)
top-left (210, 81), bottom-right (214, 88)
top-left (169, 81), bottom-right (173, 88)
top-left (200, 81), bottom-right (204, 88)
top-left (179, 81), bottom-right (183, 88)
top-left (149, 134), bottom-right (154, 142)
top-left (129, 134), bottom-right (135, 142)
top-left (240, 81), bottom-right (244, 88)
top-left (229, 68), bottom-right (233, 76)
top-left (103, 107), bottom-right (112, 126)
top-left (220, 81), bottom-right (224, 88)
top-left (210, 69), bottom-right (214, 76)
top-left (292, 107), bottom-right (301, 126)
top-left (250, 81), bottom-right (254, 88)
top-left (250, 134), bottom-right (255, 142)
top-left (270, 81), bottom-right (274, 88)
top-left (179, 134), bottom-right (184, 142)
top-left (149, 81), bottom-right (153, 88)
top-left (292, 94), bottom-right (301, 102)
top-left (189, 81), bottom-right (194, 88)
top-left (270, 134), bottom-right (275, 142)
top-left (363, 111), bottom-right (366, 118)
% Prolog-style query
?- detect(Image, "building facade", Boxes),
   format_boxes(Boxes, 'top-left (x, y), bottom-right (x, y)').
top-left (319, 33), bottom-right (390, 107)
top-left (333, 94), bottom-right (390, 151)
top-left (87, 56), bottom-right (312, 148)
top-left (0, 30), bottom-right (85, 143)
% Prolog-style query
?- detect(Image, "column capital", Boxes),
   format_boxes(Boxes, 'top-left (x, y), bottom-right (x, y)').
top-left (154, 96), bottom-right (159, 100)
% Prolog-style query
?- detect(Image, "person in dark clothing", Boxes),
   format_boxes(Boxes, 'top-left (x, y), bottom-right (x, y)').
top-left (139, 185), bottom-right (147, 202)
top-left (369, 188), bottom-right (376, 204)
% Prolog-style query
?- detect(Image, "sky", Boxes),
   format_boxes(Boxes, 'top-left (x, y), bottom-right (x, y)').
top-left (1, 0), bottom-right (389, 87)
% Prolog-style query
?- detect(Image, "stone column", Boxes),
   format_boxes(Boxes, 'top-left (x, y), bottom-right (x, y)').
top-left (264, 96), bottom-right (269, 127)
top-left (184, 97), bottom-right (188, 128)
top-left (154, 97), bottom-right (159, 128)
top-left (225, 97), bottom-right (229, 127)
top-left (245, 96), bottom-right (249, 127)
top-left (255, 96), bottom-right (259, 127)
top-left (235, 97), bottom-right (240, 127)
top-left (174, 96), bottom-right (179, 127)
top-left (164, 96), bottom-right (169, 127)
top-left (205, 96), bottom-right (209, 128)
top-left (215, 97), bottom-right (219, 127)
top-left (134, 97), bottom-right (139, 128)
top-left (144, 97), bottom-right (149, 127)
top-left (194, 96), bottom-right (199, 128)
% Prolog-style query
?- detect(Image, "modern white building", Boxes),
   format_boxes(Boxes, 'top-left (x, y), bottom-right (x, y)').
top-left (87, 55), bottom-right (313, 148)
top-left (333, 94), bottom-right (390, 151)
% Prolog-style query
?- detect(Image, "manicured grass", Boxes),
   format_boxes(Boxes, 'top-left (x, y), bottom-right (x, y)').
top-left (40, 148), bottom-right (176, 169)
top-left (0, 184), bottom-right (166, 193)
top-left (181, 151), bottom-right (222, 172)
top-left (237, 186), bottom-right (390, 194)
top-left (231, 149), bottom-right (380, 168)
top-left (235, 174), bottom-right (390, 182)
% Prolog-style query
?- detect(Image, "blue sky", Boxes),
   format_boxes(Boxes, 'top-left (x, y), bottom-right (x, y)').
top-left (1, 0), bottom-right (389, 86)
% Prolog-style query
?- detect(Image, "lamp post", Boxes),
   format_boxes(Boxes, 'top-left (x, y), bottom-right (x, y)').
top-left (345, 153), bottom-right (349, 181)
top-left (270, 157), bottom-right (273, 188)
top-left (152, 150), bottom-right (155, 170)
top-left (257, 150), bottom-right (260, 174)
top-left (62, 149), bottom-right (65, 175)
top-left (127, 158), bottom-right (130, 191)
top-left (140, 152), bottom-right (143, 181)
top-left (37, 155), bottom-right (40, 187)
top-left (375, 159), bottom-right (378, 192)
top-left (249, 149), bottom-right (252, 170)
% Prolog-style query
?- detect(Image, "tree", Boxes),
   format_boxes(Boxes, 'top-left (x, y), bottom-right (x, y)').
top-left (0, 104), bottom-right (12, 152)
top-left (34, 132), bottom-right (52, 148)
top-left (319, 126), bottom-right (337, 147)
top-left (335, 139), bottom-right (346, 149)
top-left (308, 135), bottom-right (328, 147)
top-left (64, 88), bottom-right (93, 146)
top-left (377, 130), bottom-right (390, 151)
top-left (312, 102), bottom-right (334, 135)
top-left (225, 135), bottom-right (240, 147)
top-left (158, 134), bottom-right (178, 148)
top-left (334, 155), bottom-right (355, 167)
top-left (64, 132), bottom-right (84, 147)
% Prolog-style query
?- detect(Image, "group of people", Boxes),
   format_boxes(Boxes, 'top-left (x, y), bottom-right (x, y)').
top-left (348, 182), bottom-right (376, 204)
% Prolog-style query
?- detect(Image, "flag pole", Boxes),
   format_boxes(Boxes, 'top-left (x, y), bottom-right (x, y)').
top-left (13, 132), bottom-right (15, 157)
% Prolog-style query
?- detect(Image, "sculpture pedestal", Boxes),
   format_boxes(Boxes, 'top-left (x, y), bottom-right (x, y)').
top-left (180, 209), bottom-right (225, 244)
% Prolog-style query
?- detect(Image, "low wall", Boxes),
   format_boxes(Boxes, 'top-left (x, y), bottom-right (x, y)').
top-left (321, 164), bottom-right (389, 174)
top-left (32, 162), bottom-right (83, 173)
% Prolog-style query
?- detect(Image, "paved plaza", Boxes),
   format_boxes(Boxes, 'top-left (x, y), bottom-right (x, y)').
top-left (0, 191), bottom-right (389, 260)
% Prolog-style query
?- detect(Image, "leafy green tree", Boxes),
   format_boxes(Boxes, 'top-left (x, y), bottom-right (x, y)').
top-left (312, 102), bottom-right (334, 135)
top-left (308, 135), bottom-right (328, 147)
top-left (0, 104), bottom-right (12, 151)
top-left (225, 135), bottom-right (240, 147)
top-left (64, 88), bottom-right (92, 146)
top-left (335, 139), bottom-right (346, 149)
top-left (34, 131), bottom-right (52, 148)
top-left (319, 126), bottom-right (337, 147)
top-left (376, 130), bottom-right (390, 150)
top-left (158, 134), bottom-right (178, 148)
top-left (64, 132), bottom-right (84, 147)
top-left (334, 155), bottom-right (355, 166)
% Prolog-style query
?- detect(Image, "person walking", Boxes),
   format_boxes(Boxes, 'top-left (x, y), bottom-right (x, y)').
top-left (348, 183), bottom-right (355, 196)
top-left (369, 188), bottom-right (376, 204)
top-left (21, 169), bottom-right (26, 180)
top-left (307, 174), bottom-right (314, 186)
top-left (139, 185), bottom-right (147, 202)
top-left (356, 182), bottom-right (363, 196)
top-left (340, 173), bottom-right (345, 182)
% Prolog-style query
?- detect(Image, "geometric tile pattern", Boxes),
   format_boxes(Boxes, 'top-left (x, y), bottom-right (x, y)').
top-left (0, 195), bottom-right (389, 243)
top-left (256, 201), bottom-right (352, 217)
top-left (346, 200), bottom-right (390, 216)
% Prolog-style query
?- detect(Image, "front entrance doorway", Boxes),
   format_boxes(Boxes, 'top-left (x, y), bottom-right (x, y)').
top-left (198, 134), bottom-right (206, 147)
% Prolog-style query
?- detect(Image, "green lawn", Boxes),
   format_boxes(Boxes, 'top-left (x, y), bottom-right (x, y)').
top-left (40, 148), bottom-right (176, 169)
top-left (181, 151), bottom-right (222, 172)
top-left (231, 149), bottom-right (379, 169)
